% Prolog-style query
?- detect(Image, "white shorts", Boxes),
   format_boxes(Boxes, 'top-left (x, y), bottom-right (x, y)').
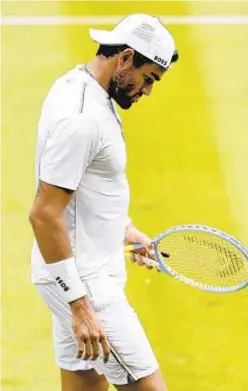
top-left (36, 276), bottom-right (158, 385)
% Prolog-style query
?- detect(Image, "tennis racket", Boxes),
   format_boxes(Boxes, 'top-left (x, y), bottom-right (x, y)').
top-left (125, 225), bottom-right (248, 293)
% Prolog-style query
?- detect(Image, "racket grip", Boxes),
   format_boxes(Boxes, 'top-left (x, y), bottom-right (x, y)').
top-left (124, 245), bottom-right (170, 258)
top-left (124, 243), bottom-right (144, 252)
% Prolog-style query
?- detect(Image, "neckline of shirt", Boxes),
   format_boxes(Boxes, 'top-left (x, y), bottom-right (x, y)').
top-left (77, 64), bottom-right (110, 103)
top-left (76, 64), bottom-right (122, 128)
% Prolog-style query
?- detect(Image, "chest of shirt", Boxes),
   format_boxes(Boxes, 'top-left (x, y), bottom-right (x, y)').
top-left (88, 121), bottom-right (126, 179)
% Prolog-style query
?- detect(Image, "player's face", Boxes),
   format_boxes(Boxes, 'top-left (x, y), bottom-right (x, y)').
top-left (108, 52), bottom-right (165, 110)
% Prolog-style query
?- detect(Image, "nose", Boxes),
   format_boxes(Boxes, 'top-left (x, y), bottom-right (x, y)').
top-left (142, 84), bottom-right (153, 97)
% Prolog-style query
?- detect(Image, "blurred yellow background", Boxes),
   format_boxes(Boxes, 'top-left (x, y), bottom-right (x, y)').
top-left (2, 1), bottom-right (248, 391)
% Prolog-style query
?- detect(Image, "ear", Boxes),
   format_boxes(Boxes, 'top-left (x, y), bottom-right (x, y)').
top-left (118, 48), bottom-right (135, 70)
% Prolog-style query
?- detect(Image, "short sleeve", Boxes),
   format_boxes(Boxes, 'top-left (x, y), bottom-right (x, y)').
top-left (39, 115), bottom-right (100, 190)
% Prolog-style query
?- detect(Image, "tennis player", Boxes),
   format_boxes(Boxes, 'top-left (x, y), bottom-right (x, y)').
top-left (29, 13), bottom-right (178, 391)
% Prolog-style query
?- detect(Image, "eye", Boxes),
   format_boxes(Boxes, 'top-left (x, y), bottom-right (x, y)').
top-left (143, 75), bottom-right (154, 85)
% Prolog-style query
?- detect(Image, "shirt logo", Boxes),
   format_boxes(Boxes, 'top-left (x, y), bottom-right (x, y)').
top-left (154, 55), bottom-right (167, 67)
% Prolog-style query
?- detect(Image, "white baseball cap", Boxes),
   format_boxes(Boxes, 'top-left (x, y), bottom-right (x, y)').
top-left (90, 13), bottom-right (176, 69)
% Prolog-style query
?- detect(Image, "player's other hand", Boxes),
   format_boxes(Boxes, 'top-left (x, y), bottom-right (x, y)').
top-left (70, 297), bottom-right (110, 362)
top-left (124, 225), bottom-right (161, 271)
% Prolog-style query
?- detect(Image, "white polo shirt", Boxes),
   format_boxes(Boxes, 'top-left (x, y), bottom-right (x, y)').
top-left (31, 65), bottom-right (130, 283)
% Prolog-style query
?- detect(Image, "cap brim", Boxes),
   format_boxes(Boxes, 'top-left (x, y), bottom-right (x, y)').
top-left (89, 28), bottom-right (125, 45)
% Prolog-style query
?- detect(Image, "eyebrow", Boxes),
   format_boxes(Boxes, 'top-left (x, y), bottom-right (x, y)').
top-left (151, 72), bottom-right (161, 81)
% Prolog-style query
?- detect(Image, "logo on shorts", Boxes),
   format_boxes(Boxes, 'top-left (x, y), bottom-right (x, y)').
top-left (154, 55), bottom-right (167, 67)
top-left (55, 276), bottom-right (70, 292)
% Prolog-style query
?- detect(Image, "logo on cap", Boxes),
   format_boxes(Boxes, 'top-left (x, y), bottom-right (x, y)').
top-left (133, 22), bottom-right (155, 43)
top-left (154, 55), bottom-right (167, 67)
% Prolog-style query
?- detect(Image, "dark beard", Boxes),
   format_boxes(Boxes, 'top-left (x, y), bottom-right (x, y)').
top-left (108, 77), bottom-right (135, 110)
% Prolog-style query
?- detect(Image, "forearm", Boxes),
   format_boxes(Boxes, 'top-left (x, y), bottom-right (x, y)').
top-left (125, 222), bottom-right (143, 245)
top-left (30, 207), bottom-right (88, 303)
top-left (29, 207), bottom-right (72, 264)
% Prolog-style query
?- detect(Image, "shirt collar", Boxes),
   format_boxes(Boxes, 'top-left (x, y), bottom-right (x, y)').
top-left (76, 64), bottom-right (122, 127)
top-left (76, 64), bottom-right (110, 103)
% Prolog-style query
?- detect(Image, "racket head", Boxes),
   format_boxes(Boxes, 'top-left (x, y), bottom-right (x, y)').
top-left (152, 225), bottom-right (248, 293)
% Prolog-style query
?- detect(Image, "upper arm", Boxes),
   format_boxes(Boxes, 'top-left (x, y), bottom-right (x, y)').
top-left (39, 115), bottom-right (101, 191)
top-left (30, 180), bottom-right (75, 218)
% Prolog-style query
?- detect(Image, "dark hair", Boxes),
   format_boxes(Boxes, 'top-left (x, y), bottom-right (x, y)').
top-left (96, 44), bottom-right (179, 68)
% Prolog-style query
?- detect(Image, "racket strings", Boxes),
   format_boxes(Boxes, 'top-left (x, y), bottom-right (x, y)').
top-left (157, 231), bottom-right (248, 287)
top-left (185, 235), bottom-right (244, 274)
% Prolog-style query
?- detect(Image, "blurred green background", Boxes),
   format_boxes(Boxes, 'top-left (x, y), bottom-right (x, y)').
top-left (2, 1), bottom-right (248, 391)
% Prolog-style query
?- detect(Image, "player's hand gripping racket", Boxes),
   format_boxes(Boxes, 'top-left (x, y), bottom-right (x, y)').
top-left (125, 225), bottom-right (248, 293)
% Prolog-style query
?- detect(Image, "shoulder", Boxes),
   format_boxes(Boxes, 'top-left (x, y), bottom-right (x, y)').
top-left (82, 93), bottom-right (116, 124)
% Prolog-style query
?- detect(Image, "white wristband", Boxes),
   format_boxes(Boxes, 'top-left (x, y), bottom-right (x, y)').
top-left (47, 257), bottom-right (87, 303)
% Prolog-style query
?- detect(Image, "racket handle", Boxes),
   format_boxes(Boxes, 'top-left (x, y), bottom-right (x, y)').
top-left (124, 243), bottom-right (144, 253)
top-left (124, 244), bottom-right (167, 271)
top-left (124, 244), bottom-right (169, 258)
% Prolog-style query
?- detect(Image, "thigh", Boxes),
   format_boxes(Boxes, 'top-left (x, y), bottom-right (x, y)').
top-left (91, 299), bottom-right (159, 386)
top-left (61, 368), bottom-right (109, 391)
